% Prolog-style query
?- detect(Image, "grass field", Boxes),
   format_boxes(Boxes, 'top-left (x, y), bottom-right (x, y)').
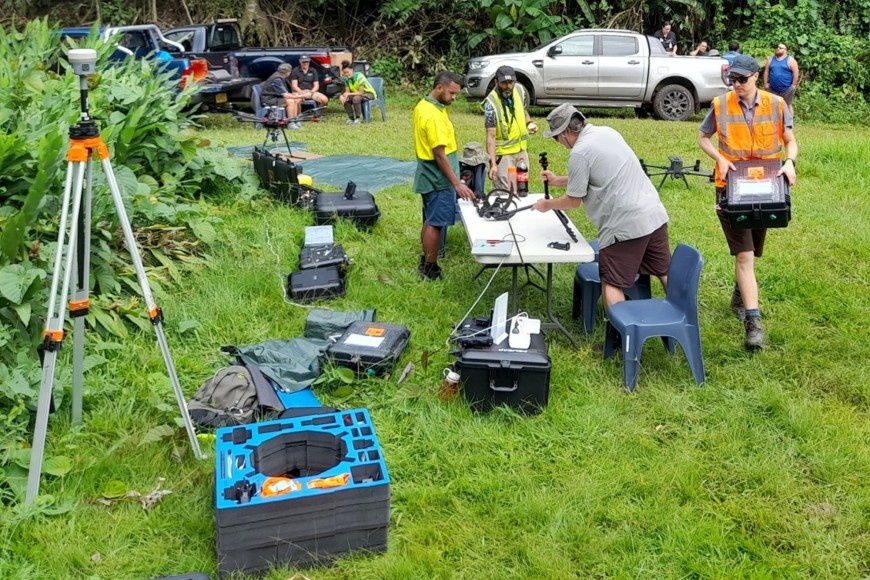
top-left (4, 93), bottom-right (869, 579)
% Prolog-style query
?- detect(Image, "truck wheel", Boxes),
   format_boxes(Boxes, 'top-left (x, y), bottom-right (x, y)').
top-left (653, 84), bottom-right (694, 121)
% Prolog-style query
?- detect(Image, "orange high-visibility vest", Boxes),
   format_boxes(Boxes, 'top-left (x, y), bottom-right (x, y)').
top-left (712, 90), bottom-right (785, 187)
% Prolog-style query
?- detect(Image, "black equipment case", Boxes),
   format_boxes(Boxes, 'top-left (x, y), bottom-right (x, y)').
top-left (314, 183), bottom-right (380, 227)
top-left (288, 267), bottom-right (345, 301)
top-left (454, 331), bottom-right (551, 414)
top-left (723, 159), bottom-right (791, 229)
top-left (326, 321), bottom-right (411, 376)
top-left (253, 147), bottom-right (302, 204)
top-left (299, 244), bottom-right (349, 271)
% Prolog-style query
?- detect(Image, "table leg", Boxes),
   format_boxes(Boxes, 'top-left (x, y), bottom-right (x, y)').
top-left (541, 263), bottom-right (578, 349)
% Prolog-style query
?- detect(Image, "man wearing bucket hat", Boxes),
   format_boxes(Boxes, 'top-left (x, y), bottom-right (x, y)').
top-left (533, 104), bottom-right (671, 308)
top-left (483, 65), bottom-right (537, 194)
top-left (698, 53), bottom-right (797, 351)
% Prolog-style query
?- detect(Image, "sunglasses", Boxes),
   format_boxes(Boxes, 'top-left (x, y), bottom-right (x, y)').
top-left (729, 74), bottom-right (752, 84)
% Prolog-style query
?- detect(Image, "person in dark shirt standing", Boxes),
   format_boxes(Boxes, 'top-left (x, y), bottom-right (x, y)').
top-left (290, 56), bottom-right (329, 112)
top-left (654, 21), bottom-right (677, 56)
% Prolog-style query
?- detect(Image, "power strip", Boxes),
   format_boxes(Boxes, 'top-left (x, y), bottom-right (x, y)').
top-left (509, 315), bottom-right (539, 349)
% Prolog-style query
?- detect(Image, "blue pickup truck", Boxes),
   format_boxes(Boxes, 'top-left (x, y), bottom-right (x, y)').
top-left (61, 24), bottom-right (258, 106)
top-left (165, 21), bottom-right (352, 100)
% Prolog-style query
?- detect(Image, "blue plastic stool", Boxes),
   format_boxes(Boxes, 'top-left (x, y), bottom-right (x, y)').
top-left (571, 263), bottom-right (652, 334)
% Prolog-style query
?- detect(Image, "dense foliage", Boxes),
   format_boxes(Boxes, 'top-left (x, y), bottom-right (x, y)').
top-left (0, 19), bottom-right (256, 463)
top-left (3, 0), bottom-right (869, 117)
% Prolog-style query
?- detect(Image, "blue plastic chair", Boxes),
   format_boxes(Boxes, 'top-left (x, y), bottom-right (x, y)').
top-left (362, 76), bottom-right (387, 123)
top-left (571, 240), bottom-right (651, 334)
top-left (603, 244), bottom-right (705, 391)
top-left (252, 84), bottom-right (315, 127)
top-left (251, 83), bottom-right (285, 129)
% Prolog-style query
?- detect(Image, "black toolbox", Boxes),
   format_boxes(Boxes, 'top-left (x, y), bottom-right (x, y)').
top-left (326, 321), bottom-right (411, 376)
top-left (288, 267), bottom-right (345, 301)
top-left (299, 244), bottom-right (349, 271)
top-left (253, 147), bottom-right (302, 204)
top-left (314, 183), bottom-right (380, 227)
top-left (454, 332), bottom-right (551, 414)
top-left (723, 159), bottom-right (791, 229)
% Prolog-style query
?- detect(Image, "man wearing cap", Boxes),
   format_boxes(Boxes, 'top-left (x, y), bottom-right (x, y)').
top-left (260, 63), bottom-right (302, 130)
top-left (533, 104), bottom-right (671, 308)
top-left (698, 54), bottom-right (798, 350)
top-left (412, 71), bottom-right (476, 280)
top-left (484, 65), bottom-right (537, 195)
top-left (290, 56), bottom-right (329, 112)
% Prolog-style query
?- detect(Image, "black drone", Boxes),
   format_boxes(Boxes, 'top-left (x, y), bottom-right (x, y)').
top-left (640, 156), bottom-right (714, 189)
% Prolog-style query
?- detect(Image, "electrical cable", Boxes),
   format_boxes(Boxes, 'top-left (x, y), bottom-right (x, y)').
top-left (263, 216), bottom-right (332, 311)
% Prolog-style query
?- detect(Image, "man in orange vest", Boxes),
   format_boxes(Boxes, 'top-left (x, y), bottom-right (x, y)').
top-left (698, 54), bottom-right (798, 350)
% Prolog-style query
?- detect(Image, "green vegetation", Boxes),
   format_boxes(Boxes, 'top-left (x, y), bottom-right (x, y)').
top-left (5, 0), bottom-right (870, 122)
top-left (1, 75), bottom-right (868, 578)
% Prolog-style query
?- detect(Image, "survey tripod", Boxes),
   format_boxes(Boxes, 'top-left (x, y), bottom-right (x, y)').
top-left (26, 49), bottom-right (203, 505)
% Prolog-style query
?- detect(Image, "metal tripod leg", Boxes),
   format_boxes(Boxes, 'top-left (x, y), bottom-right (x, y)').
top-left (27, 158), bottom-right (88, 505)
top-left (71, 160), bottom-right (93, 425)
top-left (99, 156), bottom-right (203, 462)
top-left (27, 148), bottom-right (204, 505)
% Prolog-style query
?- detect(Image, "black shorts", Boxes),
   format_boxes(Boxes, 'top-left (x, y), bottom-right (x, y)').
top-left (599, 223), bottom-right (670, 289)
top-left (716, 187), bottom-right (767, 256)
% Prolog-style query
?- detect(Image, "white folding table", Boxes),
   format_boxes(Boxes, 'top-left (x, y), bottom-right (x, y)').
top-left (458, 194), bottom-right (595, 347)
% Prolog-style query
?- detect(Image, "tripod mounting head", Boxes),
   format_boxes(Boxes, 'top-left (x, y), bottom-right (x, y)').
top-left (538, 151), bottom-right (549, 170)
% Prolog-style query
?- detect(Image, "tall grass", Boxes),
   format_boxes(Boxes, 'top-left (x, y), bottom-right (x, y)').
top-left (3, 97), bottom-right (868, 579)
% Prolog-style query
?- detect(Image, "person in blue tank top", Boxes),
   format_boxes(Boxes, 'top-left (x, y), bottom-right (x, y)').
top-left (764, 42), bottom-right (800, 114)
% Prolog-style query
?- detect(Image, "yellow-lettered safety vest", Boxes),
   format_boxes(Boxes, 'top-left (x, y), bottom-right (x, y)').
top-left (485, 85), bottom-right (528, 155)
top-left (712, 90), bottom-right (784, 187)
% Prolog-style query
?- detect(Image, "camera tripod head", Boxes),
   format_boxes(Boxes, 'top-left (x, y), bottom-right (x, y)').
top-left (538, 151), bottom-right (549, 170)
top-left (67, 49), bottom-right (99, 138)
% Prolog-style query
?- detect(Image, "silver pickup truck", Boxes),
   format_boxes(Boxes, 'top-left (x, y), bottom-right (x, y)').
top-left (464, 29), bottom-right (730, 121)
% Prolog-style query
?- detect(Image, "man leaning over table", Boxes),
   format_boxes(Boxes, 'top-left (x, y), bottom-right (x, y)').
top-left (533, 104), bottom-right (671, 309)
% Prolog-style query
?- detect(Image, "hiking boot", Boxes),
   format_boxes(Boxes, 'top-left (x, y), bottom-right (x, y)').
top-left (744, 317), bottom-right (766, 350)
top-left (730, 288), bottom-right (746, 320)
top-left (419, 262), bottom-right (442, 281)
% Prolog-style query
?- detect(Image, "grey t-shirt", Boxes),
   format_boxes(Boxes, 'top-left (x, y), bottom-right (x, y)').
top-left (566, 124), bottom-right (669, 248)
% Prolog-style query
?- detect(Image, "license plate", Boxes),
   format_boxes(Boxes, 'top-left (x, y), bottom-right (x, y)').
top-left (215, 93), bottom-right (227, 104)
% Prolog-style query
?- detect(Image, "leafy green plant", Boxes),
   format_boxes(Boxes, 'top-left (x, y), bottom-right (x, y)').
top-left (0, 19), bottom-right (256, 429)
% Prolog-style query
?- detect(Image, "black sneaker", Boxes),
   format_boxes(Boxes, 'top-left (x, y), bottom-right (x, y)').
top-left (419, 262), bottom-right (442, 281)
top-left (744, 317), bottom-right (765, 350)
top-left (730, 288), bottom-right (746, 320)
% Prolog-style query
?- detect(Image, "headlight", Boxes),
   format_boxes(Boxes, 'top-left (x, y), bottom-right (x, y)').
top-left (467, 60), bottom-right (490, 71)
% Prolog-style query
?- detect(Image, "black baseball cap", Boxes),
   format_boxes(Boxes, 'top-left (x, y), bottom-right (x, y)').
top-left (495, 65), bottom-right (516, 83)
top-left (299, 55), bottom-right (311, 63)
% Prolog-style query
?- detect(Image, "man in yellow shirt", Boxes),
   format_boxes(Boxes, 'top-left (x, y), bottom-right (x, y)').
top-left (413, 71), bottom-right (475, 280)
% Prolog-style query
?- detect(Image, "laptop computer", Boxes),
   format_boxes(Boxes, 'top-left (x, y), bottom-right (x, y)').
top-left (471, 239), bottom-right (514, 257)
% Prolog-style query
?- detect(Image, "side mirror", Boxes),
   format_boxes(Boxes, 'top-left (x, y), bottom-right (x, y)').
top-left (547, 45), bottom-right (563, 57)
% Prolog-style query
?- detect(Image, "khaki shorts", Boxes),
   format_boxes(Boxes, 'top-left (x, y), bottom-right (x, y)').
top-left (599, 224), bottom-right (670, 289)
top-left (492, 150), bottom-right (529, 193)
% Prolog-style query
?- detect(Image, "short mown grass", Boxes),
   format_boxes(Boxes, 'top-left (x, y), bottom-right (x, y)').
top-left (4, 94), bottom-right (869, 579)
